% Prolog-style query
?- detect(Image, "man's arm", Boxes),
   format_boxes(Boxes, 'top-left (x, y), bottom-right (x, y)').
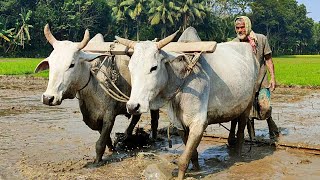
top-left (265, 53), bottom-right (276, 91)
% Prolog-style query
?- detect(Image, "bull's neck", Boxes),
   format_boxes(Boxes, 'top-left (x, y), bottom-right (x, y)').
top-left (76, 63), bottom-right (99, 100)
top-left (153, 60), bottom-right (187, 107)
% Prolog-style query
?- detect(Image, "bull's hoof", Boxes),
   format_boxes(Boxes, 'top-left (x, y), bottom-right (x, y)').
top-left (94, 158), bottom-right (103, 165)
top-left (150, 137), bottom-right (164, 142)
top-left (85, 159), bottom-right (104, 168)
top-left (269, 130), bottom-right (280, 141)
top-left (191, 164), bottom-right (201, 171)
top-left (228, 138), bottom-right (237, 148)
top-left (108, 147), bottom-right (115, 153)
top-left (114, 129), bottom-right (152, 150)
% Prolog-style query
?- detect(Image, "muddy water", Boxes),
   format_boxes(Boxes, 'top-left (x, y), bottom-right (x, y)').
top-left (0, 76), bottom-right (320, 179)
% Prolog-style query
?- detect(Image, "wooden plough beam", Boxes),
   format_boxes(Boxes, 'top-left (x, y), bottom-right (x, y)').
top-left (202, 134), bottom-right (320, 155)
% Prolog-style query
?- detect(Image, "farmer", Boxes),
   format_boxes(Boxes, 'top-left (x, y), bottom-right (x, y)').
top-left (233, 16), bottom-right (279, 139)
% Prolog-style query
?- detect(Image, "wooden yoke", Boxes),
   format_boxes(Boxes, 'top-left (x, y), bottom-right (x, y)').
top-left (162, 42), bottom-right (217, 53)
top-left (81, 41), bottom-right (217, 55)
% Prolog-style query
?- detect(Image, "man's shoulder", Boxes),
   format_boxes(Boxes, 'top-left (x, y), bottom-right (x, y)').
top-left (256, 33), bottom-right (268, 40)
top-left (232, 37), bottom-right (240, 42)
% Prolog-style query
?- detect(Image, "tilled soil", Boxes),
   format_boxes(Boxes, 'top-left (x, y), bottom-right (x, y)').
top-left (0, 76), bottom-right (320, 180)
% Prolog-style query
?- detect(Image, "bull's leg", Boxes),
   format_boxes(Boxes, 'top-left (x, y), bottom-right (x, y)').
top-left (228, 118), bottom-right (238, 147)
top-left (124, 114), bottom-right (141, 137)
top-left (95, 114), bottom-right (116, 163)
top-left (266, 116), bottom-right (279, 139)
top-left (177, 129), bottom-right (199, 170)
top-left (190, 149), bottom-right (200, 170)
top-left (247, 118), bottom-right (255, 141)
top-left (177, 129), bottom-right (189, 146)
top-left (150, 109), bottom-right (159, 139)
top-left (177, 124), bottom-right (204, 180)
top-left (235, 113), bottom-right (248, 156)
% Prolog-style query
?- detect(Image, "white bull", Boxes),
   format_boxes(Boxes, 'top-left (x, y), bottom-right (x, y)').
top-left (35, 24), bottom-right (159, 164)
top-left (116, 31), bottom-right (259, 179)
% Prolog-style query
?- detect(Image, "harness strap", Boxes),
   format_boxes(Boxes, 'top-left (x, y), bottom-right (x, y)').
top-left (185, 52), bottom-right (202, 74)
top-left (78, 71), bottom-right (92, 91)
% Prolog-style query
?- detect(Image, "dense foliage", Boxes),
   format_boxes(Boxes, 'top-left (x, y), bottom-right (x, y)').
top-left (0, 0), bottom-right (319, 57)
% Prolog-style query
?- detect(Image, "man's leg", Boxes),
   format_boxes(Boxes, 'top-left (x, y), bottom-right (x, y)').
top-left (266, 116), bottom-right (279, 139)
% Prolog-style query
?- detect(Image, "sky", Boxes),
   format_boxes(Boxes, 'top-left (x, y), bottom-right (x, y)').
top-left (296, 0), bottom-right (320, 22)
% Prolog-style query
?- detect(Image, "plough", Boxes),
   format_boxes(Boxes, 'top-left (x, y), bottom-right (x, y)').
top-left (202, 134), bottom-right (320, 155)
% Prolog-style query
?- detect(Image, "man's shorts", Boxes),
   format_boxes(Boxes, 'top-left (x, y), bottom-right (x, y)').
top-left (250, 88), bottom-right (272, 120)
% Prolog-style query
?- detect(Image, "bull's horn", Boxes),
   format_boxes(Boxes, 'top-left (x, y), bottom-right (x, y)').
top-left (156, 28), bottom-right (180, 49)
top-left (115, 36), bottom-right (136, 49)
top-left (44, 24), bottom-right (57, 46)
top-left (77, 29), bottom-right (90, 50)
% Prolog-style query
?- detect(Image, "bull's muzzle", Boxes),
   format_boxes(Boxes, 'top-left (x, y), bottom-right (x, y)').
top-left (42, 94), bottom-right (54, 106)
top-left (126, 103), bottom-right (141, 115)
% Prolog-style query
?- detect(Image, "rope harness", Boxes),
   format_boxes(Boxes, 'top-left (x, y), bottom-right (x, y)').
top-left (91, 55), bottom-right (129, 102)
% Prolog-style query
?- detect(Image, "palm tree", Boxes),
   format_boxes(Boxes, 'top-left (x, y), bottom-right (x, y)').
top-left (112, 0), bottom-right (130, 38)
top-left (114, 0), bottom-right (147, 40)
top-left (148, 0), bottom-right (180, 38)
top-left (177, 0), bottom-right (207, 31)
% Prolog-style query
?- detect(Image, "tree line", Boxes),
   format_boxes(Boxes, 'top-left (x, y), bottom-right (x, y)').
top-left (0, 0), bottom-right (319, 57)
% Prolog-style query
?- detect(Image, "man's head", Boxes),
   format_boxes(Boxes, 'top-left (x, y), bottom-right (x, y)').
top-left (235, 16), bottom-right (252, 40)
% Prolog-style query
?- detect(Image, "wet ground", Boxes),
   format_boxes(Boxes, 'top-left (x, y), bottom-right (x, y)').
top-left (0, 76), bottom-right (320, 179)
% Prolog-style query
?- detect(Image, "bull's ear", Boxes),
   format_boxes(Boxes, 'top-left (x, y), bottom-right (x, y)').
top-left (34, 58), bottom-right (49, 73)
top-left (79, 51), bottom-right (108, 62)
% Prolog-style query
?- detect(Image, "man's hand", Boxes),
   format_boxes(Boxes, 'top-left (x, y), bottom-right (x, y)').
top-left (265, 54), bottom-right (275, 91)
top-left (268, 78), bottom-right (276, 91)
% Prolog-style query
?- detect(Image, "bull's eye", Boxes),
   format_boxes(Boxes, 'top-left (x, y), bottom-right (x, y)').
top-left (69, 63), bottom-right (75, 68)
top-left (150, 66), bottom-right (157, 73)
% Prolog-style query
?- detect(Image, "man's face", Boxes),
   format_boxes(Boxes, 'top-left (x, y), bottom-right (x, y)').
top-left (235, 21), bottom-right (247, 40)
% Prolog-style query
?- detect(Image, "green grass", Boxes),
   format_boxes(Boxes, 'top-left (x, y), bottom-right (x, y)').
top-left (0, 55), bottom-right (320, 86)
top-left (0, 58), bottom-right (48, 78)
top-left (273, 55), bottom-right (320, 86)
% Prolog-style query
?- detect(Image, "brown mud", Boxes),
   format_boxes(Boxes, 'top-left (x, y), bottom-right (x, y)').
top-left (0, 76), bottom-right (320, 179)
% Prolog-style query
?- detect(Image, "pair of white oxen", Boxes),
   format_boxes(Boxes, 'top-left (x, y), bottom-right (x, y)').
top-left (36, 25), bottom-right (258, 180)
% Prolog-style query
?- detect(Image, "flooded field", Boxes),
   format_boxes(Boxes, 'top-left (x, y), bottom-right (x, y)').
top-left (0, 76), bottom-right (320, 179)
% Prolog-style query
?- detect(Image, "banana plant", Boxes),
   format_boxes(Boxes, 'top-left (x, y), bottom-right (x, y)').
top-left (0, 28), bottom-right (15, 42)
top-left (15, 9), bottom-right (33, 49)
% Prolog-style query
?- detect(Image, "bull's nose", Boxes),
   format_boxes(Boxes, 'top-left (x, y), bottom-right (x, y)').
top-left (42, 94), bottom-right (54, 105)
top-left (126, 103), bottom-right (140, 114)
